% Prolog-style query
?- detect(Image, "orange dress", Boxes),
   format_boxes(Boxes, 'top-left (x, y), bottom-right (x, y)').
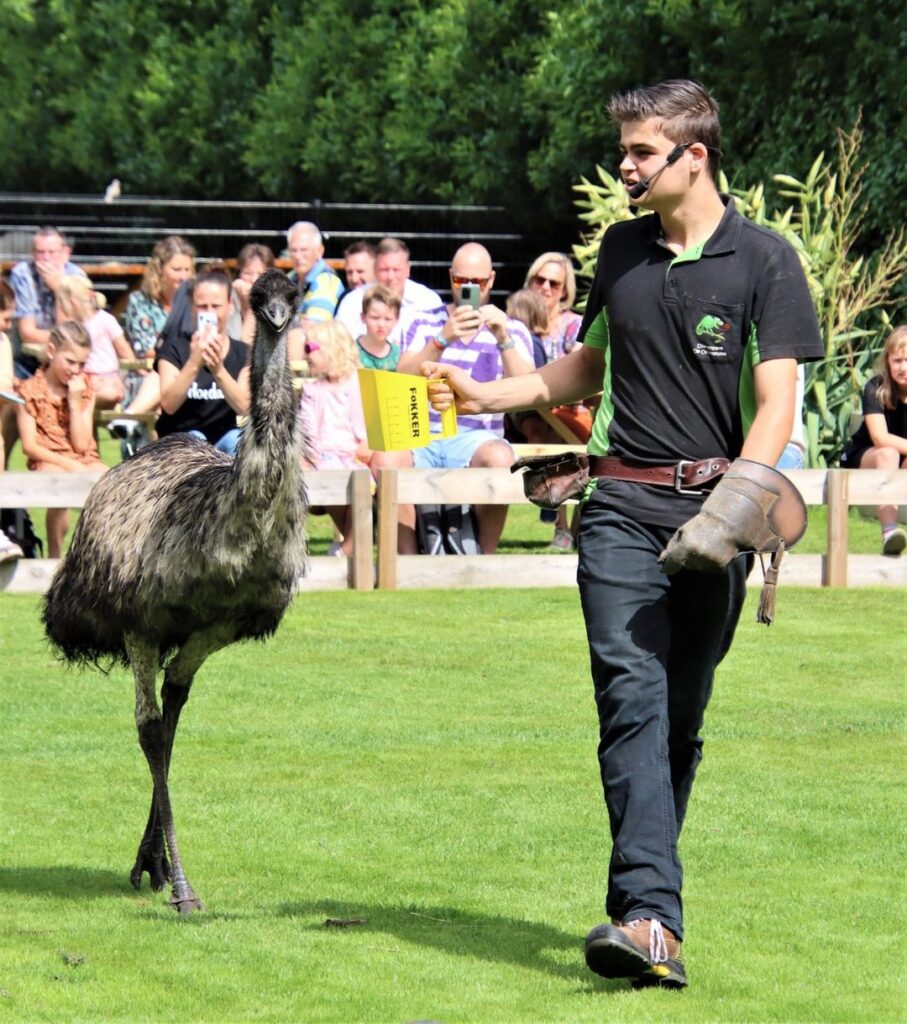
top-left (17, 370), bottom-right (100, 471)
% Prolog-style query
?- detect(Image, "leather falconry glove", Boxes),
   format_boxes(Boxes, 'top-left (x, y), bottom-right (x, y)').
top-left (657, 459), bottom-right (807, 624)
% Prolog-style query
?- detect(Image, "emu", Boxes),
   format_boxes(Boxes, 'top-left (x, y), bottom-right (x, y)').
top-left (43, 270), bottom-right (307, 914)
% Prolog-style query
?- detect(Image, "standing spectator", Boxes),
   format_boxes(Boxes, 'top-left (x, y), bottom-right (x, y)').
top-left (229, 243), bottom-right (274, 344)
top-left (423, 79), bottom-right (823, 988)
top-left (335, 237), bottom-right (442, 343)
top-left (343, 240), bottom-right (376, 290)
top-left (388, 242), bottom-right (534, 554)
top-left (840, 325), bottom-right (907, 554)
top-left (299, 320), bottom-right (371, 557)
top-left (16, 321), bottom-right (107, 557)
top-left (286, 221), bottom-right (344, 324)
top-left (155, 268), bottom-right (250, 455)
top-left (56, 276), bottom-right (134, 409)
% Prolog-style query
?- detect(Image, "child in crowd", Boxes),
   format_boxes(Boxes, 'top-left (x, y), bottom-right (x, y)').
top-left (299, 320), bottom-right (370, 556)
top-left (0, 282), bottom-right (25, 561)
top-left (841, 325), bottom-right (907, 555)
top-left (57, 275), bottom-right (135, 408)
top-left (505, 287), bottom-right (589, 551)
top-left (16, 321), bottom-right (107, 557)
top-left (357, 284), bottom-right (401, 370)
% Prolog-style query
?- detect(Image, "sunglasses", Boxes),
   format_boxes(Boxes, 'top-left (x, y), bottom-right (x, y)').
top-left (451, 275), bottom-right (490, 288)
top-left (303, 341), bottom-right (320, 355)
top-left (532, 274), bottom-right (564, 291)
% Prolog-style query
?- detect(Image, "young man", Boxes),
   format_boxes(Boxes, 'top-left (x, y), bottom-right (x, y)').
top-left (423, 79), bottom-right (822, 989)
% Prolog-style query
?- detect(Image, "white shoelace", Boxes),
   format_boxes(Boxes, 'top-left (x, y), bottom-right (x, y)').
top-left (648, 919), bottom-right (669, 963)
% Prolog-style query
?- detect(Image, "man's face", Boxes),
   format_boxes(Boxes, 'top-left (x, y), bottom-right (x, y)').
top-left (33, 233), bottom-right (68, 268)
top-left (375, 250), bottom-right (410, 298)
top-left (618, 119), bottom-right (689, 207)
top-left (288, 230), bottom-right (323, 277)
top-left (345, 251), bottom-right (375, 289)
top-left (449, 252), bottom-right (494, 305)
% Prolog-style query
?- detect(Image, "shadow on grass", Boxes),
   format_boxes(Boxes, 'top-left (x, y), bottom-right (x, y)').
top-left (278, 898), bottom-right (624, 994)
top-left (0, 865), bottom-right (127, 899)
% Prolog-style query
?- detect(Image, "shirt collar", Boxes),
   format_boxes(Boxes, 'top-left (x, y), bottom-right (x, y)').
top-left (305, 258), bottom-right (328, 286)
top-left (646, 194), bottom-right (741, 258)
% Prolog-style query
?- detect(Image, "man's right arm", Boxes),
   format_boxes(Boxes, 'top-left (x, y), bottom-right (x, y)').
top-left (425, 342), bottom-right (605, 417)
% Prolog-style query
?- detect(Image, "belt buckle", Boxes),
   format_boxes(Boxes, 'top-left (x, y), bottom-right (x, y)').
top-left (673, 459), bottom-right (701, 494)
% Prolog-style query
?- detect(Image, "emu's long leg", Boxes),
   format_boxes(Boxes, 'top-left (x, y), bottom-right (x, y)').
top-left (130, 677), bottom-right (193, 891)
top-left (127, 629), bottom-right (232, 914)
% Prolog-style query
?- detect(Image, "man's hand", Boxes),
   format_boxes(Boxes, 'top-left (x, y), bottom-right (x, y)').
top-left (479, 304), bottom-right (508, 345)
top-left (422, 362), bottom-right (487, 416)
top-left (35, 259), bottom-right (64, 294)
top-left (445, 304), bottom-right (481, 343)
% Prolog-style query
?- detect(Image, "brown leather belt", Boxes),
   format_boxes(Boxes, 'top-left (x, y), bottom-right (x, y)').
top-left (589, 455), bottom-right (730, 494)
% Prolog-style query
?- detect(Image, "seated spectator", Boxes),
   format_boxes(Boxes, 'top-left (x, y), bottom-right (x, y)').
top-left (506, 288), bottom-right (548, 369)
top-left (343, 240), bottom-right (377, 290)
top-left (299, 320), bottom-right (371, 557)
top-left (386, 242), bottom-right (534, 554)
top-left (123, 236), bottom-right (196, 361)
top-left (0, 283), bottom-right (24, 560)
top-left (335, 237), bottom-right (442, 344)
top-left (357, 284), bottom-right (401, 370)
top-left (8, 227), bottom-right (88, 378)
top-left (155, 268), bottom-right (250, 455)
top-left (286, 221), bottom-right (344, 325)
top-left (57, 276), bottom-right (135, 409)
top-left (117, 235), bottom-right (197, 448)
top-left (840, 325), bottom-right (907, 555)
top-left (16, 321), bottom-right (107, 558)
top-left (4, 227), bottom-right (88, 465)
top-left (525, 252), bottom-right (582, 363)
top-left (229, 243), bottom-right (274, 344)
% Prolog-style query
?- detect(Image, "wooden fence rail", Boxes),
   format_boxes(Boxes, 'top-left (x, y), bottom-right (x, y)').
top-left (2, 466), bottom-right (906, 593)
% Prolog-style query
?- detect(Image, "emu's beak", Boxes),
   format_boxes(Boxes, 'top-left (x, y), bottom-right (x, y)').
top-left (261, 298), bottom-right (292, 333)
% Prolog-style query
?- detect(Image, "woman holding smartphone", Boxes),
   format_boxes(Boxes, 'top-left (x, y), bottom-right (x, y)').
top-left (155, 267), bottom-right (250, 454)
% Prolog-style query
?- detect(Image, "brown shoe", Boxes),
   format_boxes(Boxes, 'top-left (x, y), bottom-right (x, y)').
top-left (585, 918), bottom-right (687, 988)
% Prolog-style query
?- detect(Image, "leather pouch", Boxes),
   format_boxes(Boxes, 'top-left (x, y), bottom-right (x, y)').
top-left (511, 452), bottom-right (590, 509)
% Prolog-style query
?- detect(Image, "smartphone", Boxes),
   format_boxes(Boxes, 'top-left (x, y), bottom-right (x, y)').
top-left (457, 283), bottom-right (481, 310)
top-left (197, 310), bottom-right (218, 334)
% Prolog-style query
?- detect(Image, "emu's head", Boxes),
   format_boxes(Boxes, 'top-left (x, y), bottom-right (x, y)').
top-left (250, 270), bottom-right (299, 337)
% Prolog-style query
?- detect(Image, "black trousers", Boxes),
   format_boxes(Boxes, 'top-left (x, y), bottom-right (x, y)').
top-left (576, 497), bottom-right (747, 939)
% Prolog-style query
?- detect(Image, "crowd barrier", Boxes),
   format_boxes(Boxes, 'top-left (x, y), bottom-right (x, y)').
top-left (2, 462), bottom-right (906, 593)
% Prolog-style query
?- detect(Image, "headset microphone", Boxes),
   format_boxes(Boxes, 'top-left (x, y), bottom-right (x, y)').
top-left (628, 143), bottom-right (691, 199)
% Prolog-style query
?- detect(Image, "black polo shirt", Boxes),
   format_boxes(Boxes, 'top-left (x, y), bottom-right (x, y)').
top-left (579, 196), bottom-right (823, 527)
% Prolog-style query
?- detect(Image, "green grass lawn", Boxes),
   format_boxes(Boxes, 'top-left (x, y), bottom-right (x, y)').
top-left (4, 436), bottom-right (886, 557)
top-left (1, 587), bottom-right (904, 1022)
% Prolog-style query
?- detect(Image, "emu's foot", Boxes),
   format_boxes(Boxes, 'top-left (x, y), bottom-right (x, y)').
top-left (169, 883), bottom-right (204, 915)
top-left (130, 848), bottom-right (172, 892)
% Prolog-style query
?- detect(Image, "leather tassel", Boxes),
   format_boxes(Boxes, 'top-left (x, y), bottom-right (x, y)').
top-left (756, 542), bottom-right (784, 625)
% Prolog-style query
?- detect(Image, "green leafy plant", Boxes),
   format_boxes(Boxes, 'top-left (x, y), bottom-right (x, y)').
top-left (571, 119), bottom-right (907, 466)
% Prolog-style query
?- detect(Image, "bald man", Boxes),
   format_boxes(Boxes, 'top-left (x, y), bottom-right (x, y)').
top-left (385, 242), bottom-right (534, 554)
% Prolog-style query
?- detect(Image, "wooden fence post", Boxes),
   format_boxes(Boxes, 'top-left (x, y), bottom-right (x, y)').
top-left (376, 468), bottom-right (399, 590)
top-left (823, 469), bottom-right (849, 587)
top-left (349, 469), bottom-right (374, 591)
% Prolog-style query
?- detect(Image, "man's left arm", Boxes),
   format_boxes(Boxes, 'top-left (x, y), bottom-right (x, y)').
top-left (481, 307), bottom-right (533, 378)
top-left (739, 357), bottom-right (798, 466)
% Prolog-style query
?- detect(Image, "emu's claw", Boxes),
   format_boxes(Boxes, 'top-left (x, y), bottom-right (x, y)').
top-left (130, 848), bottom-right (172, 892)
top-left (169, 884), bottom-right (204, 915)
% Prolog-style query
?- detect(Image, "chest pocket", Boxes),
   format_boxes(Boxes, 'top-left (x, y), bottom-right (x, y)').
top-left (682, 295), bottom-right (745, 365)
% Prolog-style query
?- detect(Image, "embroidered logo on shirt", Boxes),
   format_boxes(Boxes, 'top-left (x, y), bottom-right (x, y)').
top-left (694, 315), bottom-right (732, 345)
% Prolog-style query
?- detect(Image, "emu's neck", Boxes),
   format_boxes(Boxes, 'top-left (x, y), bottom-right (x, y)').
top-left (231, 329), bottom-right (304, 510)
